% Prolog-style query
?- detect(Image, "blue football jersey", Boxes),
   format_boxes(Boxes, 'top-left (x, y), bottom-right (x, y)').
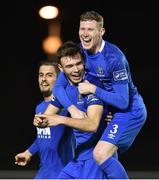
top-left (81, 41), bottom-right (147, 152)
top-left (51, 82), bottom-right (107, 160)
top-left (82, 40), bottom-right (145, 110)
top-left (28, 100), bottom-right (74, 179)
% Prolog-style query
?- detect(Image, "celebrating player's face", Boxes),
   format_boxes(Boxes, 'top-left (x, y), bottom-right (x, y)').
top-left (38, 65), bottom-right (57, 96)
top-left (79, 20), bottom-right (105, 54)
top-left (59, 54), bottom-right (84, 85)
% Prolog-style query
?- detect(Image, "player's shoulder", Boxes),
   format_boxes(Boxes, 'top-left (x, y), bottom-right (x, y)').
top-left (103, 41), bottom-right (126, 65)
top-left (50, 95), bottom-right (63, 108)
top-left (104, 41), bottom-right (125, 57)
top-left (35, 99), bottom-right (45, 113)
top-left (36, 99), bottom-right (44, 108)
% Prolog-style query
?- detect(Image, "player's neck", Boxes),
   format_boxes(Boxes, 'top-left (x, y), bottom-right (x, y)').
top-left (44, 94), bottom-right (53, 101)
top-left (87, 39), bottom-right (104, 54)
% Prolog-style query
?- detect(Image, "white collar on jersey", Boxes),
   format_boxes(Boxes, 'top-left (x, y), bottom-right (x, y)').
top-left (98, 40), bottom-right (105, 52)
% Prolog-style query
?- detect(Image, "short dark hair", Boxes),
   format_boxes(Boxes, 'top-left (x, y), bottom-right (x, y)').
top-left (56, 41), bottom-right (85, 65)
top-left (80, 11), bottom-right (104, 28)
top-left (38, 60), bottom-right (59, 74)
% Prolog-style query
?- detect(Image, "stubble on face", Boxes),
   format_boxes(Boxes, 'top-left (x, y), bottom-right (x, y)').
top-left (38, 65), bottom-right (57, 98)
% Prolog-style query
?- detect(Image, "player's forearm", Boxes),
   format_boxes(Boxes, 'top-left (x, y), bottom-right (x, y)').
top-left (48, 114), bottom-right (98, 132)
top-left (28, 139), bottom-right (38, 155)
top-left (64, 116), bottom-right (99, 132)
top-left (68, 105), bottom-right (86, 119)
top-left (95, 85), bottom-right (129, 109)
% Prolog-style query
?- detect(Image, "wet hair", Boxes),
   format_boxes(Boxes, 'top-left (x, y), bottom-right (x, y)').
top-left (38, 59), bottom-right (59, 74)
top-left (80, 10), bottom-right (104, 28)
top-left (56, 41), bottom-right (85, 65)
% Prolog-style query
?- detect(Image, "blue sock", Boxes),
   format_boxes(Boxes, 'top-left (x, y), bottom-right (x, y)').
top-left (99, 156), bottom-right (129, 179)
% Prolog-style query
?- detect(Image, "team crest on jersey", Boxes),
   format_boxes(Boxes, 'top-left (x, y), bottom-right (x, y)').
top-left (97, 67), bottom-right (105, 77)
top-left (113, 69), bottom-right (128, 81)
top-left (77, 94), bottom-right (84, 105)
top-left (98, 67), bottom-right (103, 74)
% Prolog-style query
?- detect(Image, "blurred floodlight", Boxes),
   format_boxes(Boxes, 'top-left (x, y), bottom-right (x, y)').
top-left (42, 36), bottom-right (62, 54)
top-left (39, 6), bottom-right (59, 19)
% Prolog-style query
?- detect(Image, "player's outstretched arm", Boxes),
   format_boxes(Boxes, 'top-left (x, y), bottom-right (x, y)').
top-left (36, 104), bottom-right (103, 132)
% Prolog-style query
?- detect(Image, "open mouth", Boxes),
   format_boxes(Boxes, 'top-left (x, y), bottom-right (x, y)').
top-left (41, 83), bottom-right (49, 87)
top-left (82, 38), bottom-right (91, 44)
top-left (72, 75), bottom-right (81, 79)
top-left (82, 39), bottom-right (92, 48)
top-left (71, 74), bottom-right (82, 81)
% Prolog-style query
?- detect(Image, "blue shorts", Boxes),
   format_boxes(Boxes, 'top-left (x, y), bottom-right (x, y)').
top-left (57, 158), bottom-right (106, 179)
top-left (100, 107), bottom-right (147, 152)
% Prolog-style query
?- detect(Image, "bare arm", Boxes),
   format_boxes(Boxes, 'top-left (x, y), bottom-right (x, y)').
top-left (44, 101), bottom-right (86, 119)
top-left (36, 104), bottom-right (103, 132)
top-left (44, 104), bottom-right (60, 115)
top-left (68, 105), bottom-right (87, 119)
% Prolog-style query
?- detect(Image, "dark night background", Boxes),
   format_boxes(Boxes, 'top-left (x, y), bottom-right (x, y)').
top-left (0, 0), bottom-right (158, 175)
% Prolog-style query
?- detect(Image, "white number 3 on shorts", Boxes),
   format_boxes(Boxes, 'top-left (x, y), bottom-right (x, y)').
top-left (110, 124), bottom-right (118, 134)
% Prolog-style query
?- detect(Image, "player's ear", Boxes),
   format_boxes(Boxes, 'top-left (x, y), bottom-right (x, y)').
top-left (100, 27), bottom-right (105, 36)
top-left (58, 64), bottom-right (63, 72)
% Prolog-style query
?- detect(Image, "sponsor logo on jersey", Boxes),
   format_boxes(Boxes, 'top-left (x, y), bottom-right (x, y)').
top-left (37, 127), bottom-right (51, 139)
top-left (113, 69), bottom-right (128, 81)
top-left (87, 94), bottom-right (99, 104)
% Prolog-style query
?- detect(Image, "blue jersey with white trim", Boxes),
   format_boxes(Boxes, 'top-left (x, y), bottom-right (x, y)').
top-left (83, 41), bottom-right (135, 94)
top-left (82, 41), bottom-right (145, 110)
top-left (28, 99), bottom-right (73, 178)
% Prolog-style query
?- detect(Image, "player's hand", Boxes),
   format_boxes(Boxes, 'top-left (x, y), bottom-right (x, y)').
top-left (105, 112), bottom-right (113, 125)
top-left (68, 105), bottom-right (87, 119)
top-left (33, 115), bottom-right (43, 126)
top-left (36, 114), bottom-right (63, 127)
top-left (78, 80), bottom-right (96, 94)
top-left (34, 114), bottom-right (48, 128)
top-left (15, 150), bottom-right (31, 166)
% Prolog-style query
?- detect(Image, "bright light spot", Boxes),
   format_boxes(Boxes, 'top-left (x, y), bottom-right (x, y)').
top-left (39, 6), bottom-right (59, 19)
top-left (42, 36), bottom-right (62, 54)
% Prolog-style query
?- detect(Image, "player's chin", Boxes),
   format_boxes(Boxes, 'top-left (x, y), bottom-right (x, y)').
top-left (41, 88), bottom-right (49, 92)
top-left (71, 77), bottom-right (83, 84)
top-left (81, 41), bottom-right (92, 50)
